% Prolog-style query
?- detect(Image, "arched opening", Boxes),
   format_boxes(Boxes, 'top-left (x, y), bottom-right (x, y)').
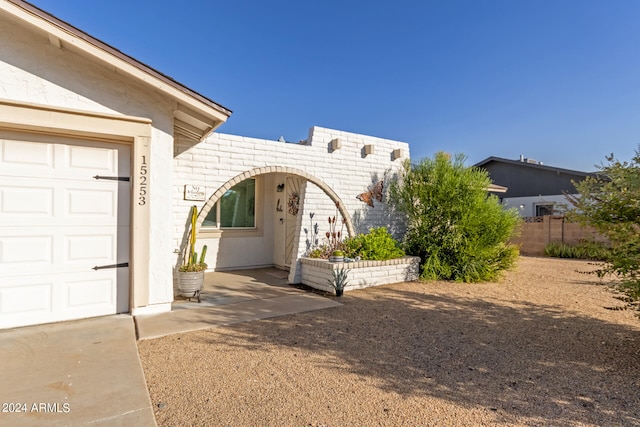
top-left (195, 166), bottom-right (354, 273)
top-left (196, 166), bottom-right (354, 236)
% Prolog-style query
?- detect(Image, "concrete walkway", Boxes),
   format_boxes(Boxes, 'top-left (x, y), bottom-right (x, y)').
top-left (0, 315), bottom-right (156, 427)
top-left (135, 268), bottom-right (342, 339)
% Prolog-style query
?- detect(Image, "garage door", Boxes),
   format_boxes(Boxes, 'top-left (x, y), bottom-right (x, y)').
top-left (0, 131), bottom-right (130, 329)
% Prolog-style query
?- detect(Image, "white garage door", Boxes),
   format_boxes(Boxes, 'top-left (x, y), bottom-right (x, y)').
top-left (0, 131), bottom-right (130, 329)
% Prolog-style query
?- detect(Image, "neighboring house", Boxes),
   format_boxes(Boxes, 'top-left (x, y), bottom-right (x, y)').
top-left (0, 0), bottom-right (409, 329)
top-left (474, 156), bottom-right (595, 217)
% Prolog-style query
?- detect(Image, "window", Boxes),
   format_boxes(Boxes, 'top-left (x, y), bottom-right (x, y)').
top-left (535, 204), bottom-right (555, 217)
top-left (203, 179), bottom-right (256, 228)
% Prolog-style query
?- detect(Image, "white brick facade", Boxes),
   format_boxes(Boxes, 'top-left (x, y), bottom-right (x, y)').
top-left (173, 127), bottom-right (410, 282)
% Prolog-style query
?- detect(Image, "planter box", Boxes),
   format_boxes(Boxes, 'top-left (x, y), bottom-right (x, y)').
top-left (300, 256), bottom-right (420, 294)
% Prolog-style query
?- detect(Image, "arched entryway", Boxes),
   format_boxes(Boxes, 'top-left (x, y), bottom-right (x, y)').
top-left (196, 166), bottom-right (354, 271)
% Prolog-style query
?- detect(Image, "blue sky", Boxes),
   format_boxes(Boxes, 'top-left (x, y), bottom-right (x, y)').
top-left (29, 0), bottom-right (640, 172)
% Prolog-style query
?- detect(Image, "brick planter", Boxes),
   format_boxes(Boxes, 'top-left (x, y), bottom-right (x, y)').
top-left (300, 256), bottom-right (420, 294)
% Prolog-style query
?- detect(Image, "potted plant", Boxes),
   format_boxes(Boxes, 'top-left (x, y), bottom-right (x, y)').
top-left (329, 250), bottom-right (344, 263)
top-left (177, 205), bottom-right (207, 302)
top-left (328, 267), bottom-right (350, 297)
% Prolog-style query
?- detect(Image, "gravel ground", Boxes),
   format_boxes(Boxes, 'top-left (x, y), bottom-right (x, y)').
top-left (138, 256), bottom-right (640, 427)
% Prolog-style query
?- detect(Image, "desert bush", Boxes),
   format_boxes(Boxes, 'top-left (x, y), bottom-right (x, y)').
top-left (389, 152), bottom-right (520, 282)
top-left (566, 148), bottom-right (640, 301)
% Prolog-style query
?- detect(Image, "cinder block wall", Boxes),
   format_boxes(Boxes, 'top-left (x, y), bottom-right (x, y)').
top-left (512, 216), bottom-right (606, 255)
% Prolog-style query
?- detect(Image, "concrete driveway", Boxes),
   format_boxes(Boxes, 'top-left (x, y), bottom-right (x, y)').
top-left (0, 315), bottom-right (156, 426)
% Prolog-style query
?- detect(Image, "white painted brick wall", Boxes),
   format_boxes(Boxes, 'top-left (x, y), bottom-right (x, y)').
top-left (173, 126), bottom-right (411, 275)
top-left (300, 257), bottom-right (420, 293)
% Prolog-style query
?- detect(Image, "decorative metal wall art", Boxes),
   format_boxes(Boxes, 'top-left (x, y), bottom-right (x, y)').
top-left (288, 192), bottom-right (300, 216)
top-left (356, 180), bottom-right (384, 208)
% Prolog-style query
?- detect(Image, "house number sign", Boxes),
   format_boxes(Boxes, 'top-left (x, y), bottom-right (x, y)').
top-left (138, 155), bottom-right (148, 206)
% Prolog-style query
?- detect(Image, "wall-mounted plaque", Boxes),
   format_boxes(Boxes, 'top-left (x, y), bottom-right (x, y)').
top-left (184, 184), bottom-right (206, 201)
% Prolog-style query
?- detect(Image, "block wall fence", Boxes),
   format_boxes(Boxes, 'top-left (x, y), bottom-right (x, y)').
top-left (511, 216), bottom-right (607, 255)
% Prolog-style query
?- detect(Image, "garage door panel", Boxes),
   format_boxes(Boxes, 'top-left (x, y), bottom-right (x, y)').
top-left (0, 282), bottom-right (53, 315)
top-left (1, 228), bottom-right (117, 275)
top-left (0, 185), bottom-right (54, 216)
top-left (0, 235), bottom-right (53, 266)
top-left (67, 188), bottom-right (116, 217)
top-left (2, 181), bottom-right (119, 227)
top-left (65, 277), bottom-right (115, 308)
top-left (65, 233), bottom-right (115, 263)
top-left (0, 133), bottom-right (130, 328)
top-left (67, 144), bottom-right (117, 173)
top-left (0, 138), bottom-right (54, 168)
top-left (0, 271), bottom-right (118, 328)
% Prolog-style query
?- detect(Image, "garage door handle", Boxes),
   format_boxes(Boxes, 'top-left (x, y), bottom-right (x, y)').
top-left (93, 175), bottom-right (130, 182)
top-left (93, 262), bottom-right (129, 270)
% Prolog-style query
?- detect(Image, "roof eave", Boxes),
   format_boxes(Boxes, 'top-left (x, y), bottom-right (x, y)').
top-left (3, 0), bottom-right (232, 140)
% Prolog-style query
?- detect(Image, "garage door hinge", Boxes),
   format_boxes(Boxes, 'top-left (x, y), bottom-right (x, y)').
top-left (93, 175), bottom-right (130, 181)
top-left (92, 262), bottom-right (129, 270)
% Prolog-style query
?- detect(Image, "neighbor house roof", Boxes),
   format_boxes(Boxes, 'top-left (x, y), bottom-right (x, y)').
top-left (1, 0), bottom-right (232, 141)
top-left (474, 156), bottom-right (593, 177)
top-left (474, 156), bottom-right (596, 198)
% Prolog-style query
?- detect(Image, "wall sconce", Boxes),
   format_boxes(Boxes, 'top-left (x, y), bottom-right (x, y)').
top-left (330, 138), bottom-right (342, 151)
top-left (392, 148), bottom-right (404, 160)
top-left (276, 183), bottom-right (285, 192)
top-left (364, 144), bottom-right (375, 155)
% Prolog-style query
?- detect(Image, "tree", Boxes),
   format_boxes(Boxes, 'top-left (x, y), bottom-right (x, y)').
top-left (565, 149), bottom-right (640, 299)
top-left (389, 152), bottom-right (520, 282)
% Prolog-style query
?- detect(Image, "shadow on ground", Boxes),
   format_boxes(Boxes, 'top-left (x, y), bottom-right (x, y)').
top-left (194, 285), bottom-right (640, 426)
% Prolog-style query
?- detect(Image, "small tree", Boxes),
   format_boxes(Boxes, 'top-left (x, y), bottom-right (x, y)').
top-left (389, 152), bottom-right (520, 282)
top-left (565, 148), bottom-right (640, 299)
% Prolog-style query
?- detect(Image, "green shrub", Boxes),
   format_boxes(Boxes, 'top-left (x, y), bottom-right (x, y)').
top-left (388, 152), bottom-right (520, 282)
top-left (565, 148), bottom-right (640, 303)
top-left (307, 247), bottom-right (326, 258)
top-left (343, 227), bottom-right (405, 261)
top-left (544, 240), bottom-right (610, 261)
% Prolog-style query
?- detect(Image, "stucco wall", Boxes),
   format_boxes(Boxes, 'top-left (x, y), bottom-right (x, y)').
top-left (0, 18), bottom-right (177, 308)
top-left (173, 127), bottom-right (410, 276)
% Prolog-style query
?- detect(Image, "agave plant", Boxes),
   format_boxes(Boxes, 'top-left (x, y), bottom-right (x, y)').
top-left (328, 267), bottom-right (350, 296)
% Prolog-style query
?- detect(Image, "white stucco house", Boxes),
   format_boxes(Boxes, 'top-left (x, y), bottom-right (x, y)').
top-left (0, 0), bottom-right (410, 329)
